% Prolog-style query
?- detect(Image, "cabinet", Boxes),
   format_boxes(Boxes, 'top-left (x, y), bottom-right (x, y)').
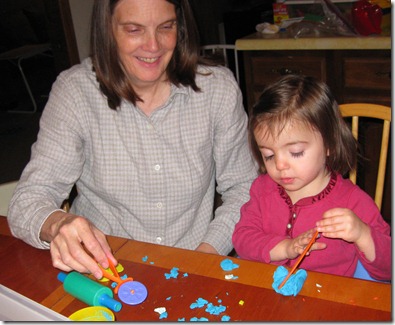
top-left (236, 34), bottom-right (391, 222)
top-left (336, 52), bottom-right (391, 105)
top-left (243, 50), bottom-right (327, 108)
top-left (242, 49), bottom-right (390, 110)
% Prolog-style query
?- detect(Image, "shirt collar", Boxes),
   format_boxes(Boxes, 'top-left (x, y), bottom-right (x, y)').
top-left (279, 171), bottom-right (337, 207)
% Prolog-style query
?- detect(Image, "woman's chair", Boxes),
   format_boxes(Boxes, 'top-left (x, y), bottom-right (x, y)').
top-left (339, 103), bottom-right (391, 211)
top-left (0, 43), bottom-right (52, 113)
top-left (0, 181), bottom-right (18, 216)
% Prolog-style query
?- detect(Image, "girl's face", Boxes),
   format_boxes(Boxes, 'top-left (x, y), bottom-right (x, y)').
top-left (254, 120), bottom-right (330, 204)
top-left (112, 0), bottom-right (177, 88)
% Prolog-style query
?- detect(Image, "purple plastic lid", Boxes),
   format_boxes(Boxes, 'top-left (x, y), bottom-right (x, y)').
top-left (118, 281), bottom-right (148, 305)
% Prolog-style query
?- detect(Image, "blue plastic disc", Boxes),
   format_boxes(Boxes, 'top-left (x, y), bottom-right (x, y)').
top-left (118, 281), bottom-right (148, 305)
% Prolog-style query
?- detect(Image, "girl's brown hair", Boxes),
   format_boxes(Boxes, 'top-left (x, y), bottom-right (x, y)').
top-left (249, 75), bottom-right (358, 175)
top-left (90, 0), bottom-right (204, 110)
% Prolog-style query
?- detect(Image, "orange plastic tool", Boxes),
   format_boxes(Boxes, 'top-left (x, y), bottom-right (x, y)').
top-left (98, 259), bottom-right (134, 294)
top-left (278, 230), bottom-right (319, 289)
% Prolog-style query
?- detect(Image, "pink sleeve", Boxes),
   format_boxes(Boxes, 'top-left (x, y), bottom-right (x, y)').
top-left (350, 189), bottom-right (391, 281)
top-left (232, 177), bottom-right (288, 264)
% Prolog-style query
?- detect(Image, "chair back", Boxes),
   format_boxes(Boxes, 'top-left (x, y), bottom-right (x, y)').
top-left (0, 181), bottom-right (18, 216)
top-left (339, 103), bottom-right (391, 211)
top-left (200, 44), bottom-right (239, 84)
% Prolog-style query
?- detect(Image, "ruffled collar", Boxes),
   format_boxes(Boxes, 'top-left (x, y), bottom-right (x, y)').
top-left (278, 171), bottom-right (337, 208)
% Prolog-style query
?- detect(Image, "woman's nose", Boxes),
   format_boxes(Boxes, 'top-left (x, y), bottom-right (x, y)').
top-left (143, 30), bottom-right (160, 52)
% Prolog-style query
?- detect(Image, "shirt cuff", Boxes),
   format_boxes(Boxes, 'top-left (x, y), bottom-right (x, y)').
top-left (34, 208), bottom-right (65, 249)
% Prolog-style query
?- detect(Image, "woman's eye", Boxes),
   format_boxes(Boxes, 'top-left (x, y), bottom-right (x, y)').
top-left (159, 21), bottom-right (177, 31)
top-left (291, 151), bottom-right (305, 158)
top-left (125, 26), bottom-right (142, 34)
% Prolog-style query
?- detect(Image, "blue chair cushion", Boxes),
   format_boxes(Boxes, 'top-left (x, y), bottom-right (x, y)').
top-left (353, 260), bottom-right (390, 283)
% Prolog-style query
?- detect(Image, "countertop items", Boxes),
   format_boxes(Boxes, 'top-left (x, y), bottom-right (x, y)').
top-left (236, 31), bottom-right (390, 50)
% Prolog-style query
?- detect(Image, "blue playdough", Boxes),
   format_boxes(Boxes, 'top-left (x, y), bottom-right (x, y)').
top-left (220, 259), bottom-right (239, 271)
top-left (205, 303), bottom-right (226, 315)
top-left (190, 317), bottom-right (209, 321)
top-left (165, 267), bottom-right (179, 279)
top-left (159, 312), bottom-right (168, 319)
top-left (190, 298), bottom-right (208, 309)
top-left (272, 265), bottom-right (307, 296)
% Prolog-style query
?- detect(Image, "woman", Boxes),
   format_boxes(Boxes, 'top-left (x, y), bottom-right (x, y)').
top-left (7, 0), bottom-right (257, 279)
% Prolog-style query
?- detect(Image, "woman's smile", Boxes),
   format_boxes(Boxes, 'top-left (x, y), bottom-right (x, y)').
top-left (137, 56), bottom-right (160, 63)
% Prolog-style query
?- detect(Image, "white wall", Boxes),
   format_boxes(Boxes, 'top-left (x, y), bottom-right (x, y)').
top-left (68, 0), bottom-right (94, 60)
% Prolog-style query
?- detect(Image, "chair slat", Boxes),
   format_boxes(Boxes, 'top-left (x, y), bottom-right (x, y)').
top-left (339, 103), bottom-right (391, 211)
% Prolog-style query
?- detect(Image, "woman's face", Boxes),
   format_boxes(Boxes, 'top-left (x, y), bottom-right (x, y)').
top-left (112, 0), bottom-right (177, 88)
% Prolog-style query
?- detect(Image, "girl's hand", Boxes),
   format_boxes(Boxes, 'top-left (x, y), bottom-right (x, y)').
top-left (316, 208), bottom-right (369, 244)
top-left (316, 208), bottom-right (375, 261)
top-left (286, 229), bottom-right (326, 260)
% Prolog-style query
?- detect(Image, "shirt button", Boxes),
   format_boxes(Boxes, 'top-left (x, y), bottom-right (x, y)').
top-left (287, 223), bottom-right (292, 229)
top-left (154, 164), bottom-right (161, 171)
top-left (156, 236), bottom-right (162, 244)
top-left (293, 213), bottom-right (297, 219)
top-left (156, 202), bottom-right (163, 208)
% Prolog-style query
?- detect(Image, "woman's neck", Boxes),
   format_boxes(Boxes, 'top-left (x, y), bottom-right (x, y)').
top-left (136, 81), bottom-right (171, 116)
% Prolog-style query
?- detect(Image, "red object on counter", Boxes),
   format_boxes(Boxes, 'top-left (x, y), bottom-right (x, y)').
top-left (352, 0), bottom-right (382, 35)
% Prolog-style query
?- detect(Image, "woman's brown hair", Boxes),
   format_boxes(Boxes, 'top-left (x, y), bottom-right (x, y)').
top-left (90, 0), bottom-right (203, 110)
top-left (249, 75), bottom-right (358, 176)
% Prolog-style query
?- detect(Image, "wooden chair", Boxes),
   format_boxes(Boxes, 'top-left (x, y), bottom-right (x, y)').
top-left (339, 103), bottom-right (391, 211)
top-left (200, 44), bottom-right (239, 84)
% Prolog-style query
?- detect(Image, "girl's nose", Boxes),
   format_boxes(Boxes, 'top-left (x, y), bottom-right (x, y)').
top-left (275, 157), bottom-right (289, 171)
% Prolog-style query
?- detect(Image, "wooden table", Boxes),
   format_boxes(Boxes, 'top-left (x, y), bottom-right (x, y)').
top-left (0, 216), bottom-right (391, 321)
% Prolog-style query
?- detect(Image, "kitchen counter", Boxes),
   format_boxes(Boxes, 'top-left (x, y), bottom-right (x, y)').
top-left (236, 32), bottom-right (391, 50)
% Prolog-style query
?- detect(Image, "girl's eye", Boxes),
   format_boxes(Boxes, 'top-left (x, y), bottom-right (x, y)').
top-left (263, 155), bottom-right (274, 162)
top-left (291, 151), bottom-right (305, 158)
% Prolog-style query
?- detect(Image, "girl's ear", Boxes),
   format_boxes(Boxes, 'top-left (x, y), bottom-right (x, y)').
top-left (326, 148), bottom-right (330, 156)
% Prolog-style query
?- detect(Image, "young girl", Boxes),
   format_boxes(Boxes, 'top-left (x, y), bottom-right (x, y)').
top-left (232, 75), bottom-right (391, 281)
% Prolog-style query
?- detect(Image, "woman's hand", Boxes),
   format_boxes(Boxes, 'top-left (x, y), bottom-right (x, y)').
top-left (195, 242), bottom-right (219, 254)
top-left (40, 210), bottom-right (116, 279)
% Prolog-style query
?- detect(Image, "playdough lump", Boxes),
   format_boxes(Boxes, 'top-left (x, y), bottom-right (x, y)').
top-left (272, 265), bottom-right (307, 296)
